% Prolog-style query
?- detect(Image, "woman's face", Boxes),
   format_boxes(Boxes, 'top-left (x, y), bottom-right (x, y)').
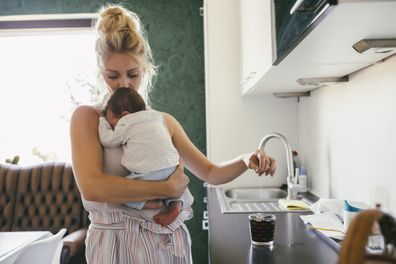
top-left (102, 52), bottom-right (143, 93)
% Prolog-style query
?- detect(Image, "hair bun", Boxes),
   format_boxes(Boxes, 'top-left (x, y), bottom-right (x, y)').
top-left (94, 4), bottom-right (157, 98)
top-left (105, 7), bottom-right (123, 17)
top-left (96, 5), bottom-right (136, 35)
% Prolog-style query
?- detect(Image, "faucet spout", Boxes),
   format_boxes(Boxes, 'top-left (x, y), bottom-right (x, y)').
top-left (258, 132), bottom-right (300, 200)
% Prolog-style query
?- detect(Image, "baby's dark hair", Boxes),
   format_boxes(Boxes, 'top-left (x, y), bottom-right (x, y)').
top-left (103, 87), bottom-right (146, 117)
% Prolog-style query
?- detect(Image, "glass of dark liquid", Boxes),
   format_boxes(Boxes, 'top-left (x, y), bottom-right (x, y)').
top-left (248, 213), bottom-right (276, 246)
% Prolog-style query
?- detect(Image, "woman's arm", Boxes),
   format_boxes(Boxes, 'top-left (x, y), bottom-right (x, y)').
top-left (163, 113), bottom-right (276, 185)
top-left (70, 105), bottom-right (189, 203)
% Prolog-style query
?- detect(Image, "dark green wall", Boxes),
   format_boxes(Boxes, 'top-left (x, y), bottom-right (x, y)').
top-left (0, 0), bottom-right (207, 263)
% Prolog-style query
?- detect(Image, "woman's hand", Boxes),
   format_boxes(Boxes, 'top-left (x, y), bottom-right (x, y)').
top-left (243, 150), bottom-right (276, 176)
top-left (165, 159), bottom-right (189, 198)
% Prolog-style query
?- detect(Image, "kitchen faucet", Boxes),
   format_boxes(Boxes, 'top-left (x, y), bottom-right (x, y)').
top-left (258, 132), bottom-right (302, 200)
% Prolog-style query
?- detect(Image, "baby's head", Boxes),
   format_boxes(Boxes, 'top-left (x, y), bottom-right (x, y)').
top-left (103, 87), bottom-right (146, 127)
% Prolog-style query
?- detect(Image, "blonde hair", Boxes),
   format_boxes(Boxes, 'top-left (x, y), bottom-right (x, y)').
top-left (94, 4), bottom-right (157, 99)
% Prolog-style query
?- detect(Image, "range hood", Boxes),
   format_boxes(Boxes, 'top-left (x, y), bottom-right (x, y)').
top-left (274, 0), bottom-right (338, 65)
top-left (244, 0), bottom-right (396, 96)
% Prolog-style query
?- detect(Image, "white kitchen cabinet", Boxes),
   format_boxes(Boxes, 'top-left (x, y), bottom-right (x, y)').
top-left (239, 0), bottom-right (396, 96)
top-left (239, 0), bottom-right (274, 95)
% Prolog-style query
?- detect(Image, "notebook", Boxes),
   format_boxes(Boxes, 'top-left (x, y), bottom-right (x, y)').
top-left (279, 199), bottom-right (311, 211)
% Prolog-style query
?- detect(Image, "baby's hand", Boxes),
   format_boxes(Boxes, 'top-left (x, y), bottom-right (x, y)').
top-left (94, 107), bottom-right (103, 117)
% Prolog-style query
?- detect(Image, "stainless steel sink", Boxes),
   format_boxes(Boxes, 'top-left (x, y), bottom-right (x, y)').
top-left (224, 187), bottom-right (287, 200)
top-left (215, 186), bottom-right (310, 214)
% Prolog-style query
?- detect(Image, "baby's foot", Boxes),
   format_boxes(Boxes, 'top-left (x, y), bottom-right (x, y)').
top-left (154, 205), bottom-right (180, 226)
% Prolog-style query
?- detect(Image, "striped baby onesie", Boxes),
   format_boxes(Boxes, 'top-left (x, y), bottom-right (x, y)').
top-left (98, 109), bottom-right (179, 174)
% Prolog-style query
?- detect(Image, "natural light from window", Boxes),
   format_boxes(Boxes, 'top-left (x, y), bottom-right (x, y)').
top-left (0, 29), bottom-right (105, 165)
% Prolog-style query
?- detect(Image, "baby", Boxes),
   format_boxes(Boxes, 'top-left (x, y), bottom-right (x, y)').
top-left (98, 87), bottom-right (187, 225)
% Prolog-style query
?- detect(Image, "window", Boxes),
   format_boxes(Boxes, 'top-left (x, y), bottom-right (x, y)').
top-left (0, 15), bottom-right (105, 165)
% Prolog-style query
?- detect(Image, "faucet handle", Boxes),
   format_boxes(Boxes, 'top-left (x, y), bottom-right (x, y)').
top-left (287, 181), bottom-right (304, 200)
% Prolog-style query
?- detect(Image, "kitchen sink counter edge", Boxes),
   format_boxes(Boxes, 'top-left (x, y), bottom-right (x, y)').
top-left (207, 187), bottom-right (340, 264)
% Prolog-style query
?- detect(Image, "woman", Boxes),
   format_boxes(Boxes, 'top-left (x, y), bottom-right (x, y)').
top-left (70, 4), bottom-right (276, 264)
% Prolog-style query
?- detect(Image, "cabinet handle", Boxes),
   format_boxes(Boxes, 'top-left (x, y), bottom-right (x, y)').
top-left (240, 76), bottom-right (249, 84)
top-left (241, 78), bottom-right (250, 85)
top-left (241, 71), bottom-right (257, 85)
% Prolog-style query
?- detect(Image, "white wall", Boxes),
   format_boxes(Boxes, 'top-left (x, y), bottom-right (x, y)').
top-left (204, 0), bottom-right (299, 189)
top-left (299, 55), bottom-right (396, 214)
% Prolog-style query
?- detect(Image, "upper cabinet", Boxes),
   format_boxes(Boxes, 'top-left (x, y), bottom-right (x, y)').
top-left (240, 0), bottom-right (396, 96)
top-left (239, 0), bottom-right (275, 95)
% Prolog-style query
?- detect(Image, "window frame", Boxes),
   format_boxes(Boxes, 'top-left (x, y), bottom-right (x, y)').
top-left (0, 13), bottom-right (95, 31)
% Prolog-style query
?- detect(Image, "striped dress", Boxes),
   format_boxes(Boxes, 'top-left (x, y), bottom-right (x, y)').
top-left (83, 142), bottom-right (194, 263)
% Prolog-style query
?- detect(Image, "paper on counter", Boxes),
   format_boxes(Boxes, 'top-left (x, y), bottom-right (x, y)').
top-left (310, 198), bottom-right (344, 218)
top-left (279, 199), bottom-right (310, 211)
top-left (300, 212), bottom-right (345, 240)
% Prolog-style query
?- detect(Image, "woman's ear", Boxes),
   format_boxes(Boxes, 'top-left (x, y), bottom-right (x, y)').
top-left (121, 111), bottom-right (130, 117)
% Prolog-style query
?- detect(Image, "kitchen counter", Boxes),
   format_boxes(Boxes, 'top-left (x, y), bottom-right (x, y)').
top-left (207, 187), bottom-right (339, 264)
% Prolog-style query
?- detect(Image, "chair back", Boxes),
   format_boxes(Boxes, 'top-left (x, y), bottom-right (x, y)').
top-left (14, 228), bottom-right (67, 264)
top-left (11, 162), bottom-right (88, 234)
